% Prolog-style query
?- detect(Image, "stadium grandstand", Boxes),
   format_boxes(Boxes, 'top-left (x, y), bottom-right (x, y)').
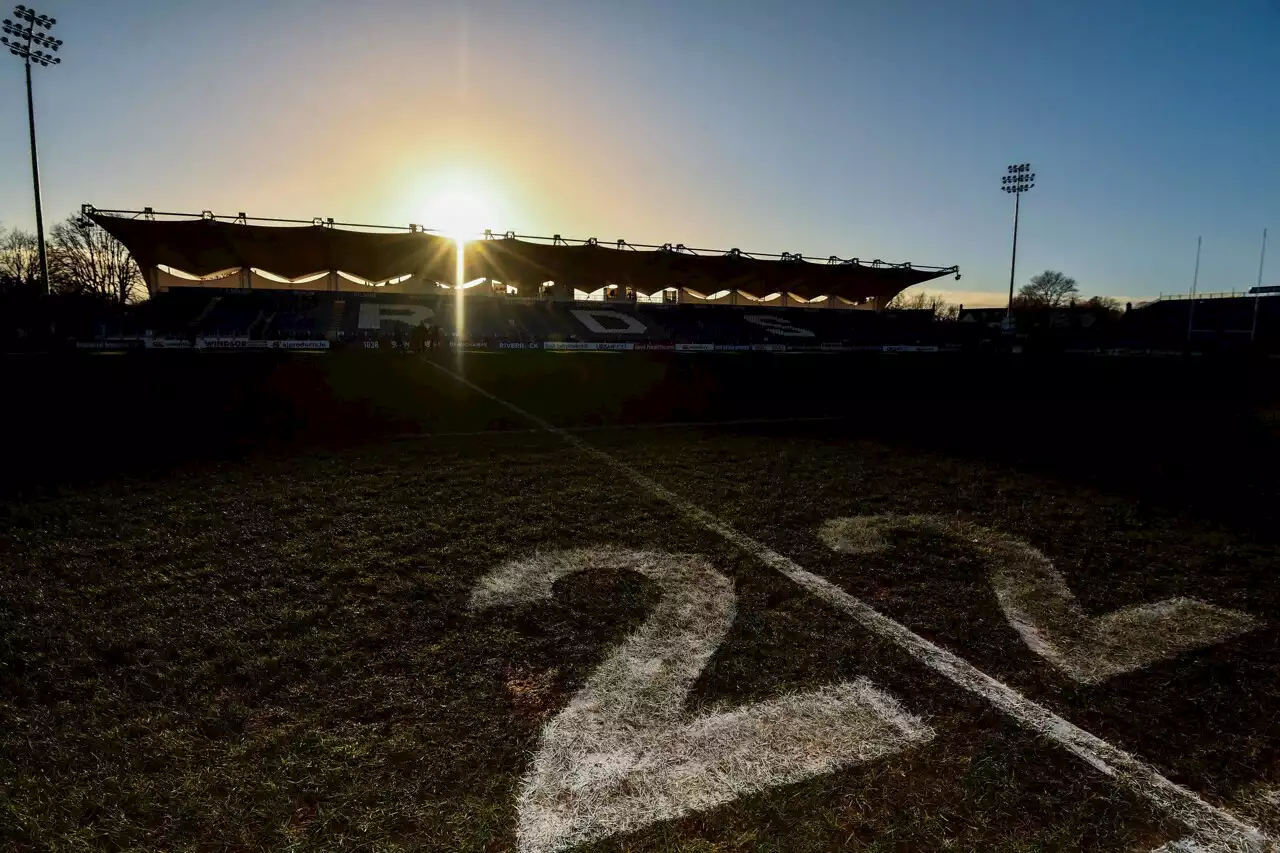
top-left (62, 206), bottom-right (1280, 355)
top-left (74, 205), bottom-right (966, 352)
top-left (84, 206), bottom-right (959, 303)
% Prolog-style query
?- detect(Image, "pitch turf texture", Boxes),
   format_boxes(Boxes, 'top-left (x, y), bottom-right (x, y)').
top-left (3, 351), bottom-right (1280, 852)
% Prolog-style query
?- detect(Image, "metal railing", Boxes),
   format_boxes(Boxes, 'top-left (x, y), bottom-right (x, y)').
top-left (1153, 290), bottom-right (1278, 302)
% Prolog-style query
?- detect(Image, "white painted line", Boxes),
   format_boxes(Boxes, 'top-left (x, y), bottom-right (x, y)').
top-left (1154, 840), bottom-right (1217, 853)
top-left (427, 361), bottom-right (1273, 853)
top-left (390, 415), bottom-right (847, 441)
top-left (472, 547), bottom-right (933, 853)
top-left (819, 516), bottom-right (1262, 685)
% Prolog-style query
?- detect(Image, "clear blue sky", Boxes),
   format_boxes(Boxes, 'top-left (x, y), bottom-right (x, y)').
top-left (1, 0), bottom-right (1276, 304)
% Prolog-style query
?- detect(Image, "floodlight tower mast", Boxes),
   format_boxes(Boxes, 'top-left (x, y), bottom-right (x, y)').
top-left (3, 4), bottom-right (62, 296)
top-left (1001, 163), bottom-right (1035, 323)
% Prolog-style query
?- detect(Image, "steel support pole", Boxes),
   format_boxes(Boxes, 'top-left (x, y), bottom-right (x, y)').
top-left (1006, 190), bottom-right (1021, 321)
top-left (25, 57), bottom-right (50, 296)
top-left (1251, 228), bottom-right (1266, 342)
top-left (1187, 236), bottom-right (1201, 344)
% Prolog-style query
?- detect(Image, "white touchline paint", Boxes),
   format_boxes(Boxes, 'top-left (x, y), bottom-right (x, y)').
top-left (427, 361), bottom-right (1275, 853)
top-left (1165, 787), bottom-right (1280, 853)
top-left (472, 547), bottom-right (932, 853)
top-left (818, 516), bottom-right (1262, 685)
top-left (1154, 840), bottom-right (1218, 853)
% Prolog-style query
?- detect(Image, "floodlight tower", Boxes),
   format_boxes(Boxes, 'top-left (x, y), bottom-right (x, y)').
top-left (3, 5), bottom-right (62, 296)
top-left (1001, 163), bottom-right (1035, 322)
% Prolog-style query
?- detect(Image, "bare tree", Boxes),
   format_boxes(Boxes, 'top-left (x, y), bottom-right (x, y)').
top-left (0, 225), bottom-right (42, 294)
top-left (1018, 270), bottom-right (1079, 308)
top-left (887, 289), bottom-right (957, 319)
top-left (48, 214), bottom-right (145, 305)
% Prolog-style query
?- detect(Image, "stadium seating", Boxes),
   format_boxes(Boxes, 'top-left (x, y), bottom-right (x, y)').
top-left (86, 288), bottom-right (957, 348)
top-left (85, 287), bottom-right (1280, 352)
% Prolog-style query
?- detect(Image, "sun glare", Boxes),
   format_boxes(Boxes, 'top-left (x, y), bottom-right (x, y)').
top-left (424, 188), bottom-right (494, 241)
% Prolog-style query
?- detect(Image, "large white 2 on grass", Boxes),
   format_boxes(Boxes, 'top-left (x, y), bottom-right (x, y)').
top-left (819, 515), bottom-right (1261, 685)
top-left (470, 547), bottom-right (934, 853)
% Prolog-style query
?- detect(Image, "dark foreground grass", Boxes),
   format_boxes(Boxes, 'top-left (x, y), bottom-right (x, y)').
top-left (2, 351), bottom-right (1278, 851)
top-left (597, 426), bottom-right (1280, 814)
top-left (10, 349), bottom-right (1280, 526)
top-left (1, 430), bottom-right (1178, 852)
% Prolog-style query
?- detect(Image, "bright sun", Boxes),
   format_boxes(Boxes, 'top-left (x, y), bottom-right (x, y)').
top-left (423, 187), bottom-right (495, 241)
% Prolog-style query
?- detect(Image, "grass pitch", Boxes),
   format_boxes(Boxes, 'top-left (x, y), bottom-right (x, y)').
top-left (2, 351), bottom-right (1278, 852)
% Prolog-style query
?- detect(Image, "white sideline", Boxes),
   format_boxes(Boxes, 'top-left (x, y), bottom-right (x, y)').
top-left (426, 360), bottom-right (1273, 853)
top-left (1154, 841), bottom-right (1217, 853)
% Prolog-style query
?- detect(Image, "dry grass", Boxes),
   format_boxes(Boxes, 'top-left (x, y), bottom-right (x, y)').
top-left (3, 352), bottom-right (1278, 851)
top-left (473, 547), bottom-right (934, 852)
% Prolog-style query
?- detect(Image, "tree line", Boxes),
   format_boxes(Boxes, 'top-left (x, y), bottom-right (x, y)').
top-left (0, 213), bottom-right (144, 305)
top-left (888, 270), bottom-right (1123, 320)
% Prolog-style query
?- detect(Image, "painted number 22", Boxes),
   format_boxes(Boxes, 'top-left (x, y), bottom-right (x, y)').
top-left (819, 515), bottom-right (1260, 685)
top-left (471, 547), bottom-right (934, 853)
